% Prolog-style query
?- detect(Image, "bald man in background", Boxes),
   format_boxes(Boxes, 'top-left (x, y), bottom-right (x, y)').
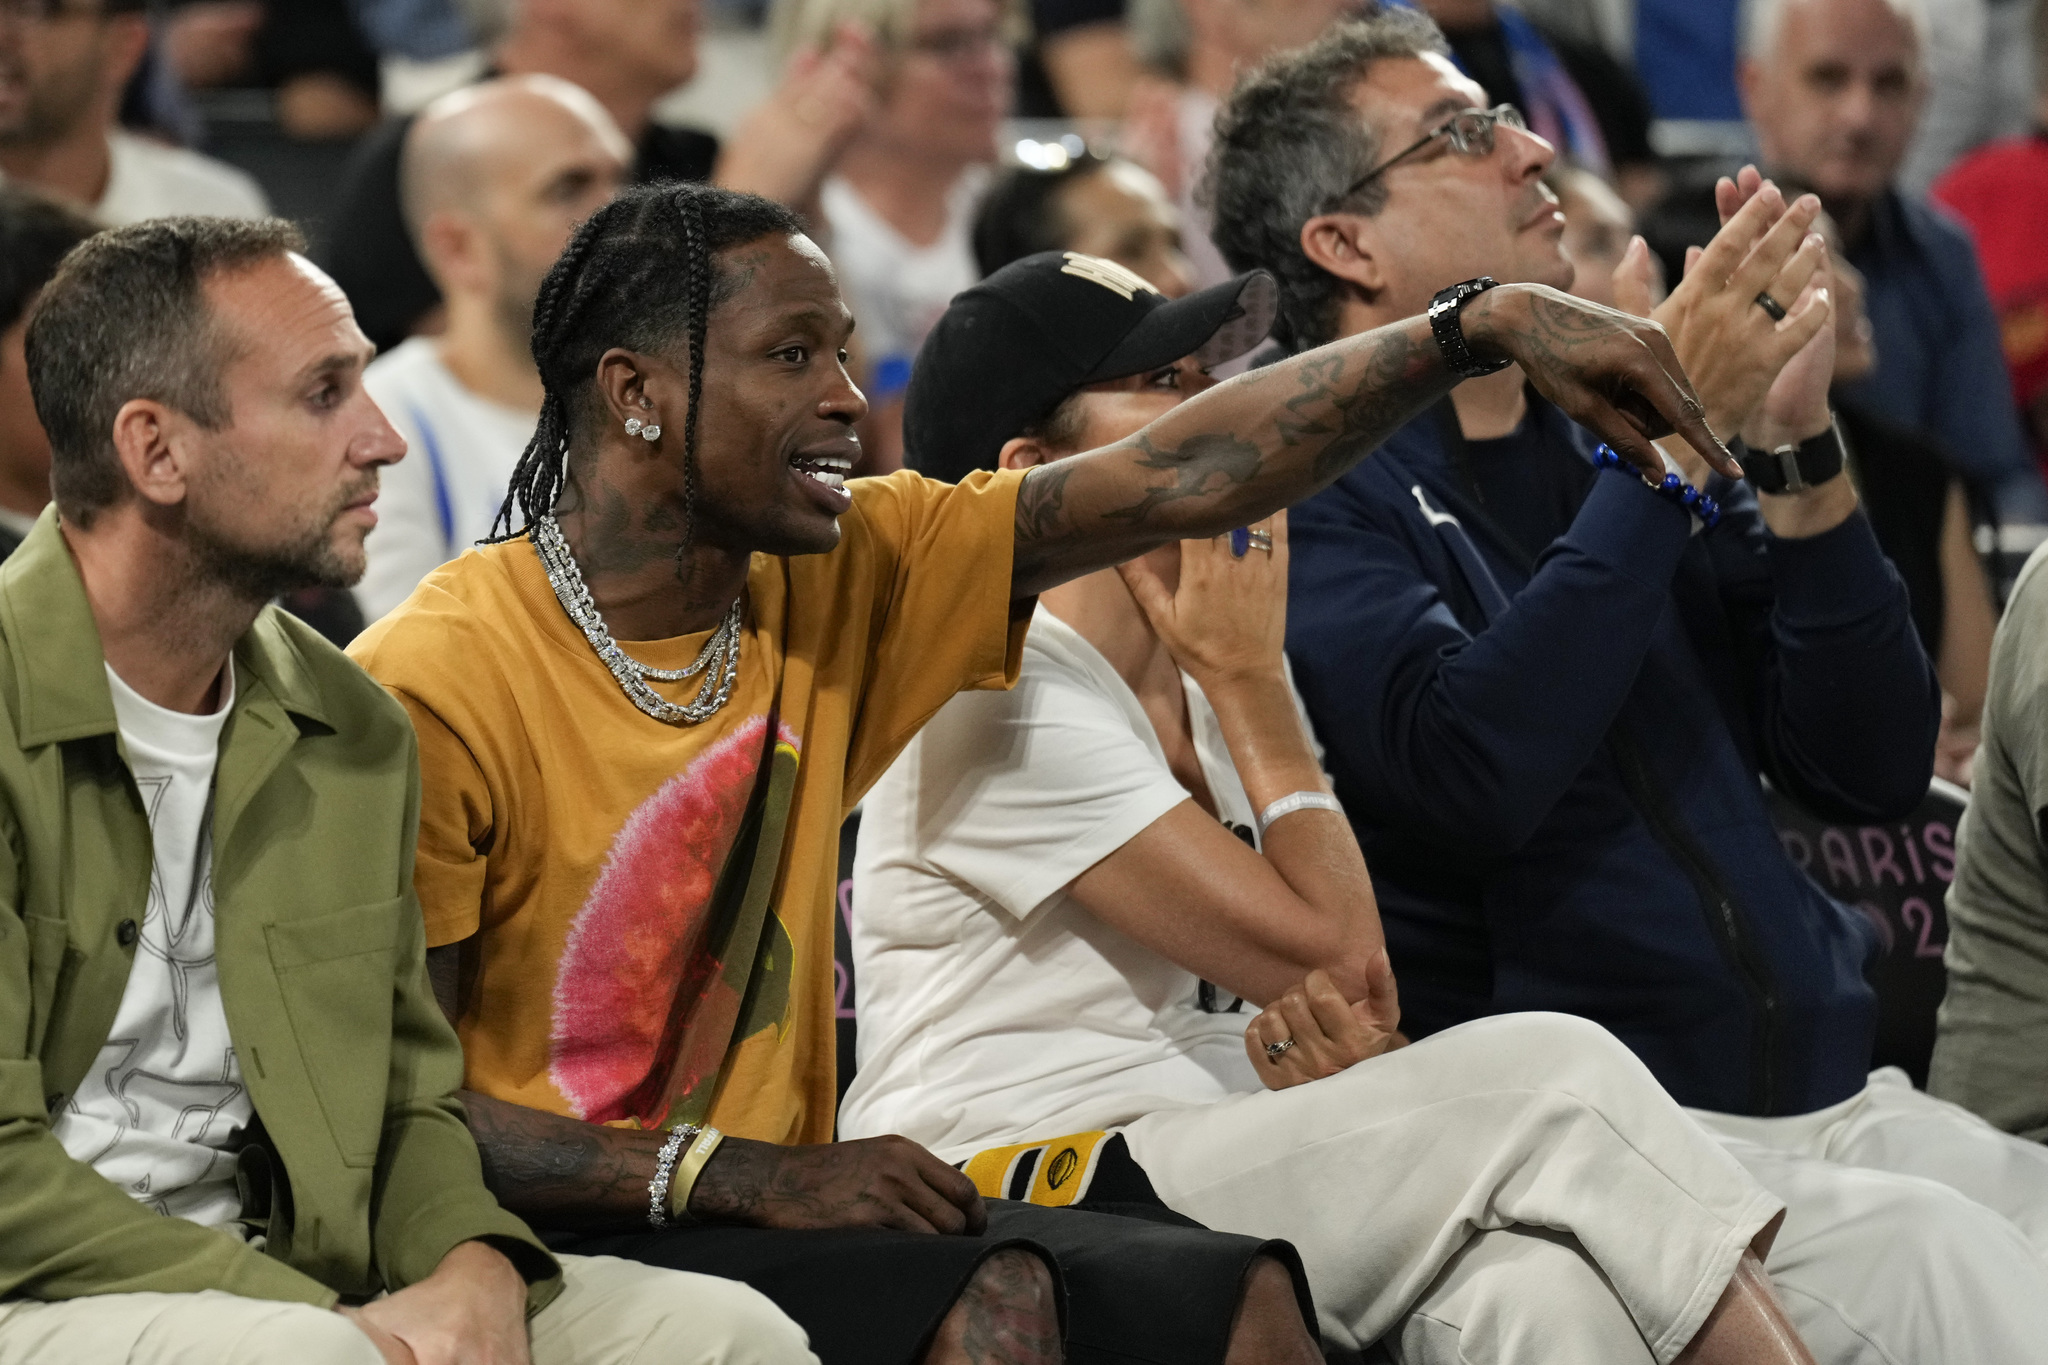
top-left (1740, 0), bottom-right (2048, 537)
top-left (353, 75), bottom-right (629, 624)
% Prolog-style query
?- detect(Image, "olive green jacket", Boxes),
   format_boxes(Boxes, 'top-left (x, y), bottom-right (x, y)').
top-left (0, 512), bottom-right (559, 1310)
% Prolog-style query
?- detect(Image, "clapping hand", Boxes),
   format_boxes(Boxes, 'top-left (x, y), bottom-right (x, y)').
top-left (1612, 166), bottom-right (1835, 474)
top-left (714, 22), bottom-right (881, 216)
top-left (1247, 957), bottom-right (1403, 1091)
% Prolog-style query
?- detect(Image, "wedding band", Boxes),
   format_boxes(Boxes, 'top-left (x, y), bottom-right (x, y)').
top-left (1754, 291), bottom-right (1787, 322)
top-left (1245, 529), bottom-right (1274, 554)
top-left (1264, 1038), bottom-right (1296, 1061)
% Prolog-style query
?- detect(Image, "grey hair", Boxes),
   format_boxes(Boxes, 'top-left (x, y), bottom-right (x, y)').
top-left (1199, 9), bottom-right (1447, 352)
top-left (1741, 0), bottom-right (1928, 62)
top-left (24, 216), bottom-right (306, 528)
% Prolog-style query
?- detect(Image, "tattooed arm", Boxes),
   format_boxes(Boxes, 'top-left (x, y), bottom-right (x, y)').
top-left (1011, 281), bottom-right (1737, 597)
top-left (428, 944), bottom-right (987, 1235)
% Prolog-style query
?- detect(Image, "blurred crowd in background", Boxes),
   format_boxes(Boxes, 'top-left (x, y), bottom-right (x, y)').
top-left (3, 0), bottom-right (2045, 784)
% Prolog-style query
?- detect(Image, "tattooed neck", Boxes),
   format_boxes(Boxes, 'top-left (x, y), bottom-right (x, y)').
top-left (554, 467), bottom-right (750, 637)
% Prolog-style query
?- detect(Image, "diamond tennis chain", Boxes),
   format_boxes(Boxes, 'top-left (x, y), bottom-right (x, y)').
top-left (532, 514), bottom-right (743, 724)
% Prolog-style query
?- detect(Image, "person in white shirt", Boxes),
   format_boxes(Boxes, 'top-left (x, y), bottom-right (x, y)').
top-left (354, 74), bottom-right (629, 623)
top-left (847, 252), bottom-right (1838, 1365)
top-left (53, 663), bottom-right (245, 1224)
top-left (0, 0), bottom-right (267, 225)
top-left (775, 0), bottom-right (1011, 466)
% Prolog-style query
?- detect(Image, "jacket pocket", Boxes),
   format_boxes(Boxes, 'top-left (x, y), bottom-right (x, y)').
top-left (23, 913), bottom-right (76, 1060)
top-left (267, 897), bottom-right (400, 1168)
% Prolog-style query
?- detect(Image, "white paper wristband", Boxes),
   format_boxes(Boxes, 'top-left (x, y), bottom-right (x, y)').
top-left (1255, 791), bottom-right (1345, 838)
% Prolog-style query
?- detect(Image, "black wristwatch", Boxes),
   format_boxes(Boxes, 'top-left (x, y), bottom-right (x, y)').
top-left (1428, 277), bottom-right (1513, 379)
top-left (1735, 417), bottom-right (1847, 494)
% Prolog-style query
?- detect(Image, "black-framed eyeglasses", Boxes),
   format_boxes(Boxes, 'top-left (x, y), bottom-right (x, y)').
top-left (1333, 103), bottom-right (1528, 206)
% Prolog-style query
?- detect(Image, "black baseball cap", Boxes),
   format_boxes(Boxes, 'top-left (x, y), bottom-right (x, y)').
top-left (903, 251), bottom-right (1278, 483)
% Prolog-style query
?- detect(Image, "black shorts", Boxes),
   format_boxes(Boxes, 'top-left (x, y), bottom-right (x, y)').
top-left (553, 1154), bottom-right (1311, 1365)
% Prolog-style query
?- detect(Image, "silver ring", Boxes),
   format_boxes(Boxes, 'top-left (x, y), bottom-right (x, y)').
top-left (1754, 291), bottom-right (1787, 322)
top-left (1246, 529), bottom-right (1274, 554)
top-left (1264, 1038), bottom-right (1296, 1061)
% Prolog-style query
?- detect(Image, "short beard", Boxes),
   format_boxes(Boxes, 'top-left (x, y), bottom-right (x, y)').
top-left (185, 480), bottom-right (371, 603)
top-left (0, 53), bottom-right (100, 148)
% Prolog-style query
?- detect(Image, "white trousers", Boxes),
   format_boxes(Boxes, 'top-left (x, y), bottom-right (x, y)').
top-left (0, 1253), bottom-right (817, 1365)
top-left (1690, 1067), bottom-right (2048, 1365)
top-left (1119, 1013), bottom-right (1782, 1365)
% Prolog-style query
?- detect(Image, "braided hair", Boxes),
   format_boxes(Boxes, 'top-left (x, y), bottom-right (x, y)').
top-left (490, 181), bottom-right (806, 546)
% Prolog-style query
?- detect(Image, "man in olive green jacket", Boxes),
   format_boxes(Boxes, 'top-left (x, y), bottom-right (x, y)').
top-left (0, 215), bottom-right (815, 1365)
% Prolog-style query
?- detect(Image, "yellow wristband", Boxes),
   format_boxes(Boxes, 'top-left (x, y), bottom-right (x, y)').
top-left (666, 1125), bottom-right (724, 1222)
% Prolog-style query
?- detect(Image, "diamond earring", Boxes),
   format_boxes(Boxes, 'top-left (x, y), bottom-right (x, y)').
top-left (624, 416), bottom-right (662, 442)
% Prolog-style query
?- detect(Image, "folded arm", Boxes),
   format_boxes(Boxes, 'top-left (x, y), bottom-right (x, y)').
top-left (1069, 524), bottom-right (1382, 1006)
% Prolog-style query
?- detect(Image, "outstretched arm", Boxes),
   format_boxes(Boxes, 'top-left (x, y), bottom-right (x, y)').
top-left (1011, 282), bottom-right (1734, 598)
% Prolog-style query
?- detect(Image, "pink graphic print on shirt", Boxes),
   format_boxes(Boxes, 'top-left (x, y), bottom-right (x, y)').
top-left (548, 717), bottom-right (800, 1123)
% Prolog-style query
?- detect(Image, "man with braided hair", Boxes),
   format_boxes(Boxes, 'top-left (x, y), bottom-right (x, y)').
top-left (351, 177), bottom-right (1733, 1365)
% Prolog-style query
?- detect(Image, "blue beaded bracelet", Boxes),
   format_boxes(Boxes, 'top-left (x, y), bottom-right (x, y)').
top-left (1592, 445), bottom-right (1721, 529)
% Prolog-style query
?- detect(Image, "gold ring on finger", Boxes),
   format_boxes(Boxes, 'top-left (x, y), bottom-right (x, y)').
top-left (1245, 529), bottom-right (1274, 554)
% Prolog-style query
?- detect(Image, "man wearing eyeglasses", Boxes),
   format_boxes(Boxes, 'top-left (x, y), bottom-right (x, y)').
top-left (0, 0), bottom-right (268, 225)
top-left (1204, 9), bottom-right (2048, 1362)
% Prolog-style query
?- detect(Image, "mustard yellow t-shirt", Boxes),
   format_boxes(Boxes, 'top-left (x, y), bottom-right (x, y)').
top-left (350, 470), bottom-right (1028, 1145)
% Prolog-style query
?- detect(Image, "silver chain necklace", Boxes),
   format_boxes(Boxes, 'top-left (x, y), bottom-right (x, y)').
top-left (531, 514), bottom-right (743, 725)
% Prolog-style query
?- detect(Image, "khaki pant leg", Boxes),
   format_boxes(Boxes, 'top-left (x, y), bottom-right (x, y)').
top-left (1695, 1128), bottom-right (2048, 1365)
top-left (530, 1253), bottom-right (817, 1365)
top-left (1826, 1068), bottom-right (2048, 1253)
top-left (1122, 1012), bottom-right (1777, 1360)
top-left (1389, 1228), bottom-right (1656, 1365)
top-left (0, 1291), bottom-right (381, 1365)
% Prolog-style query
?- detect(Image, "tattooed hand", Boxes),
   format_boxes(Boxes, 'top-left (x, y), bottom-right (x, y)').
top-left (1457, 284), bottom-right (1740, 481)
top-left (690, 1134), bottom-right (988, 1235)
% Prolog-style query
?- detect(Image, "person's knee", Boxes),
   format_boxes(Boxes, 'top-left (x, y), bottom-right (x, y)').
top-left (962, 1247), bottom-right (1059, 1333)
top-left (1437, 1012), bottom-right (1661, 1106)
top-left (1224, 1254), bottom-right (1320, 1365)
top-left (925, 1248), bottom-right (1060, 1365)
top-left (613, 1273), bottom-right (815, 1365)
top-left (1498, 1012), bottom-right (1647, 1077)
